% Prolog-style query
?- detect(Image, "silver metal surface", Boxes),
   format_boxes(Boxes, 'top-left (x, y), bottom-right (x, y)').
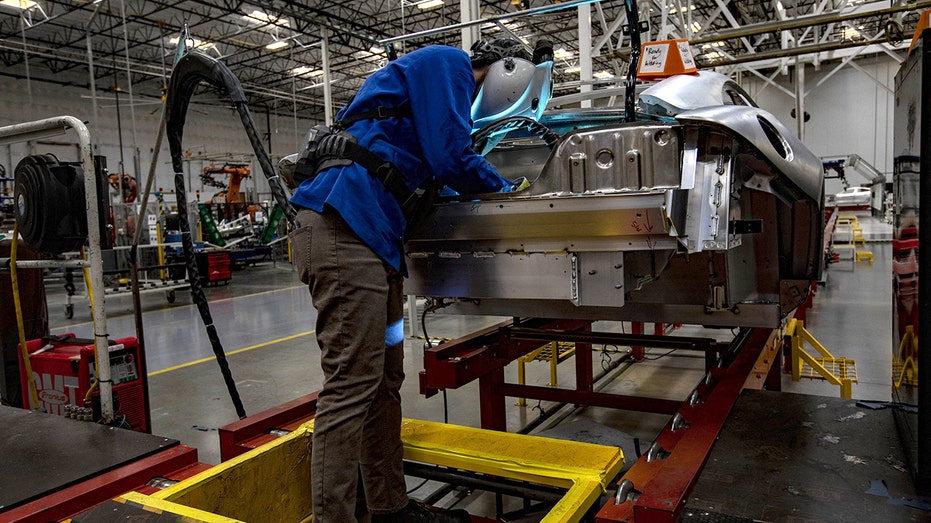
top-left (637, 71), bottom-right (757, 118)
top-left (407, 95), bottom-right (824, 328)
top-left (676, 105), bottom-right (824, 203)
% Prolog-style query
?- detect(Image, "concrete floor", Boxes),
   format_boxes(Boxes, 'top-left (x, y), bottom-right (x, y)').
top-left (41, 213), bottom-right (898, 514)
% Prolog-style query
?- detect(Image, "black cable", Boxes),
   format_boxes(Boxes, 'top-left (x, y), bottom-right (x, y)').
top-left (643, 348), bottom-right (678, 361)
top-left (419, 299), bottom-right (449, 424)
top-left (164, 50), bottom-right (303, 420)
top-left (623, 0), bottom-right (643, 123)
top-left (406, 478), bottom-right (430, 494)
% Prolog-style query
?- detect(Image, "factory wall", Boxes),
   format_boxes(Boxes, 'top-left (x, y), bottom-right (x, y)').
top-left (738, 53), bottom-right (897, 200)
top-left (0, 76), bottom-right (316, 214)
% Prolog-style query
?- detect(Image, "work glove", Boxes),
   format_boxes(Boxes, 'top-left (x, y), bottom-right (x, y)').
top-left (500, 176), bottom-right (530, 193)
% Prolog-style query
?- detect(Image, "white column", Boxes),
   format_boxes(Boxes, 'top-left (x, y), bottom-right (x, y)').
top-left (321, 27), bottom-right (333, 125)
top-left (461, 0), bottom-right (480, 52)
top-left (578, 3), bottom-right (593, 108)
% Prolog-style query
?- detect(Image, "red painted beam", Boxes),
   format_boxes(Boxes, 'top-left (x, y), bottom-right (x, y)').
top-left (497, 383), bottom-right (682, 415)
top-left (596, 328), bottom-right (778, 523)
top-left (420, 318), bottom-right (591, 392)
top-left (1, 445), bottom-right (201, 523)
top-left (218, 391), bottom-right (319, 461)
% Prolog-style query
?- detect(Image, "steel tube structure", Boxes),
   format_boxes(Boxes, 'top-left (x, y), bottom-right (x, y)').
top-left (378, 0), bottom-right (602, 45)
top-left (0, 116), bottom-right (114, 424)
top-left (2, 258), bottom-right (91, 269)
top-left (690, 0), bottom-right (931, 46)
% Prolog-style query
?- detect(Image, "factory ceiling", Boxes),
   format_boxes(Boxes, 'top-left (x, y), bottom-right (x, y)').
top-left (0, 0), bottom-right (926, 122)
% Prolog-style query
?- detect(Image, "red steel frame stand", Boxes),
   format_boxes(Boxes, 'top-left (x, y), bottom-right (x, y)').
top-left (419, 318), bottom-right (725, 432)
top-left (213, 319), bottom-right (782, 523)
top-left (419, 319), bottom-right (781, 522)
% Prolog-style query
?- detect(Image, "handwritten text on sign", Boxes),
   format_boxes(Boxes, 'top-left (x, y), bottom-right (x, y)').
top-left (640, 44), bottom-right (670, 73)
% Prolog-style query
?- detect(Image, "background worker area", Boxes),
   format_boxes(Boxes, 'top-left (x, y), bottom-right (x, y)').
top-left (287, 38), bottom-right (554, 523)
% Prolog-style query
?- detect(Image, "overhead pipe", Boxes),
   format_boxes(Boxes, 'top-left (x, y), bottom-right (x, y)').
top-left (689, 0), bottom-right (931, 46)
top-left (702, 37), bottom-right (899, 68)
top-left (379, 0), bottom-right (602, 45)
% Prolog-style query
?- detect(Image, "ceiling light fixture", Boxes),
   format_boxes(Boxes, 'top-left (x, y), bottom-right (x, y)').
top-left (169, 35), bottom-right (215, 50)
top-left (291, 66), bottom-right (324, 77)
top-left (563, 66), bottom-right (581, 74)
top-left (243, 9), bottom-right (289, 27)
top-left (554, 47), bottom-right (573, 60)
top-left (0, 0), bottom-right (38, 10)
top-left (418, 0), bottom-right (444, 9)
top-left (266, 40), bottom-right (289, 51)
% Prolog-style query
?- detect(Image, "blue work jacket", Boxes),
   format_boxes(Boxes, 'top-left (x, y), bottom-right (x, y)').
top-left (290, 45), bottom-right (509, 273)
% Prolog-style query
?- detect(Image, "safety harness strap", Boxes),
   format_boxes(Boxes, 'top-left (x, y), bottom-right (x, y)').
top-left (313, 133), bottom-right (412, 207)
top-left (333, 106), bottom-right (412, 130)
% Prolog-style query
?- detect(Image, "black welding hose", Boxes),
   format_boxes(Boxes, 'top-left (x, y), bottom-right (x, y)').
top-left (624, 0), bottom-right (642, 123)
top-left (165, 52), bottom-right (295, 222)
top-left (164, 51), bottom-right (296, 419)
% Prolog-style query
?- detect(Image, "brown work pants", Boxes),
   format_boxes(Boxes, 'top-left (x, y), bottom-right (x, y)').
top-left (290, 207), bottom-right (407, 522)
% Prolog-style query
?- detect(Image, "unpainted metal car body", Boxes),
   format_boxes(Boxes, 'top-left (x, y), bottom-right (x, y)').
top-left (833, 186), bottom-right (871, 206)
top-left (405, 71), bottom-right (824, 328)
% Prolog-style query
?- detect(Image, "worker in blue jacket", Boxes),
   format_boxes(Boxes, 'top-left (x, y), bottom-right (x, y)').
top-left (289, 39), bottom-right (548, 523)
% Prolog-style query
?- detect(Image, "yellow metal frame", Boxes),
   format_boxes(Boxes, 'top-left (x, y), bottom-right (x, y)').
top-left (136, 418), bottom-right (623, 523)
top-left (894, 325), bottom-right (919, 389)
top-left (516, 341), bottom-right (576, 406)
top-left (787, 319), bottom-right (857, 398)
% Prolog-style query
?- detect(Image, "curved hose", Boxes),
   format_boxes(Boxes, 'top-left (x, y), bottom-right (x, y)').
top-left (165, 52), bottom-right (295, 222)
top-left (624, 0), bottom-right (643, 123)
top-left (164, 51), bottom-right (297, 419)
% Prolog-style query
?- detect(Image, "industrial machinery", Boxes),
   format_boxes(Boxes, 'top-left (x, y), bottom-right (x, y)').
top-left (17, 334), bottom-right (151, 432)
top-left (406, 71), bottom-right (824, 329)
top-left (201, 162), bottom-right (251, 205)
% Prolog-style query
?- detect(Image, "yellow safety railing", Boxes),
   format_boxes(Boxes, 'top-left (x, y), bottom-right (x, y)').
top-left (515, 341), bottom-right (576, 406)
top-left (787, 319), bottom-right (857, 398)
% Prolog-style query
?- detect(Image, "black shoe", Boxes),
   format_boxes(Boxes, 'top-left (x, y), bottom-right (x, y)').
top-left (371, 500), bottom-right (470, 523)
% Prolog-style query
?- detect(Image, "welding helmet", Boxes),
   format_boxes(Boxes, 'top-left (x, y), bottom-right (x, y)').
top-left (470, 39), bottom-right (554, 132)
top-left (470, 38), bottom-right (532, 67)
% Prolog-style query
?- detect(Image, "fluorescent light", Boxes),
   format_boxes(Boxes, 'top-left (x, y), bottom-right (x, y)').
top-left (243, 9), bottom-right (290, 27)
top-left (418, 0), bottom-right (444, 9)
top-left (169, 35), bottom-right (215, 50)
top-left (266, 40), bottom-right (289, 50)
top-left (842, 27), bottom-right (860, 39)
top-left (0, 0), bottom-right (37, 9)
top-left (669, 4), bottom-right (695, 13)
top-left (563, 66), bottom-right (581, 74)
top-left (690, 22), bottom-right (702, 32)
top-left (704, 51), bottom-right (722, 59)
top-left (369, 45), bottom-right (386, 54)
top-left (290, 66), bottom-right (324, 77)
top-left (593, 70), bottom-right (613, 79)
top-left (554, 47), bottom-right (573, 60)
